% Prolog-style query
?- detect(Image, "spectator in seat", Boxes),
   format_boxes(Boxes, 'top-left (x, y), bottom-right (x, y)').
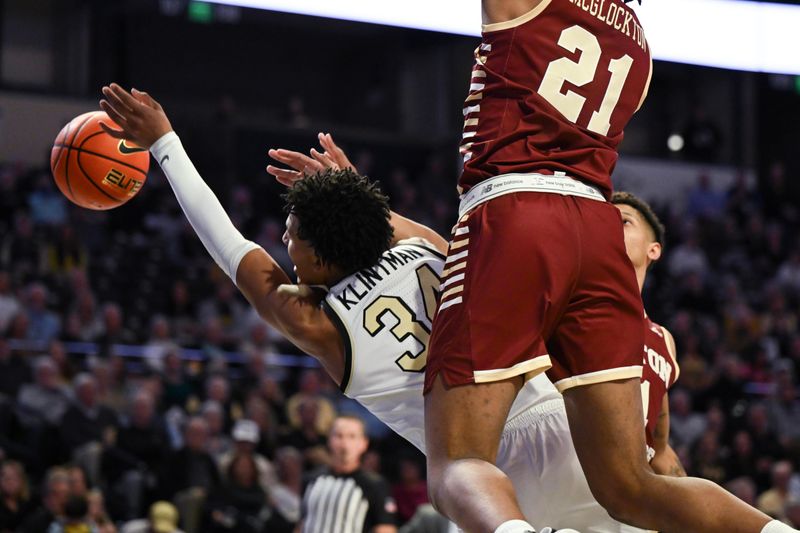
top-left (285, 370), bottom-right (335, 436)
top-left (392, 457), bottom-right (429, 525)
top-left (60, 374), bottom-right (118, 486)
top-left (104, 390), bottom-right (169, 519)
top-left (758, 461), bottom-right (797, 521)
top-left (205, 453), bottom-right (272, 533)
top-left (218, 419), bottom-right (277, 495)
top-left (0, 460), bottom-right (36, 532)
top-left (159, 417), bottom-right (220, 533)
top-left (17, 357), bottom-right (70, 425)
top-left (0, 338), bottom-right (30, 399)
top-left (25, 283), bottom-right (60, 342)
top-left (20, 467), bottom-right (69, 532)
top-left (279, 400), bottom-right (329, 469)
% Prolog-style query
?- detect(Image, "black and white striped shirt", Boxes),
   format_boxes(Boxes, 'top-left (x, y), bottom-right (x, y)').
top-left (301, 468), bottom-right (396, 533)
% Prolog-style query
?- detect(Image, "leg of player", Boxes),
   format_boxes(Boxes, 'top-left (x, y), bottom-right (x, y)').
top-left (564, 378), bottom-right (788, 533)
top-left (425, 375), bottom-right (532, 532)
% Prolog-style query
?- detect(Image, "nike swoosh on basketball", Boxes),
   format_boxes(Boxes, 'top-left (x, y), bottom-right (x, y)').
top-left (118, 140), bottom-right (147, 154)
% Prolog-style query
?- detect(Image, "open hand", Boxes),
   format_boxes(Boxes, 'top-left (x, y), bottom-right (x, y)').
top-left (99, 83), bottom-right (173, 149)
top-left (267, 132), bottom-right (357, 187)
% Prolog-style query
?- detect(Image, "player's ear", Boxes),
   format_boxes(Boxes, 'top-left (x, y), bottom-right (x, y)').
top-left (647, 242), bottom-right (662, 263)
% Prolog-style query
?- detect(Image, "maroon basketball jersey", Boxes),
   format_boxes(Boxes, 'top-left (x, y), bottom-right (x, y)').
top-left (642, 314), bottom-right (679, 459)
top-left (459, 0), bottom-right (652, 197)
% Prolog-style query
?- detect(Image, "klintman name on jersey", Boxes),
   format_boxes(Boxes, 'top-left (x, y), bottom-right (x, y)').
top-left (331, 246), bottom-right (429, 311)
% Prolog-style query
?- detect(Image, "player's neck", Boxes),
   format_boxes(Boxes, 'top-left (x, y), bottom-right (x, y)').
top-left (323, 265), bottom-right (348, 288)
top-left (635, 265), bottom-right (647, 294)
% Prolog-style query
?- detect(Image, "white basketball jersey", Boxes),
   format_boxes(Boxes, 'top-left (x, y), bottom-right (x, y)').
top-left (323, 239), bottom-right (560, 453)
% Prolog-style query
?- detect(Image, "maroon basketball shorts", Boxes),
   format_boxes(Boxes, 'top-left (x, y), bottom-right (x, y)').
top-left (425, 181), bottom-right (644, 394)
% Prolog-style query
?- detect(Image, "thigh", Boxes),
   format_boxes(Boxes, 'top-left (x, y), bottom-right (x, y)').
top-left (424, 375), bottom-right (521, 467)
top-left (562, 378), bottom-right (651, 498)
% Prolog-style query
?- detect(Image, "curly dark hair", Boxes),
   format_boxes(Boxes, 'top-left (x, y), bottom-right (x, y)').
top-left (283, 169), bottom-right (394, 275)
top-left (611, 191), bottom-right (665, 247)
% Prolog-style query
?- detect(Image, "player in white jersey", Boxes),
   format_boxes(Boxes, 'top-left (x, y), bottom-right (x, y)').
top-left (269, 134), bottom-right (642, 533)
top-left (99, 83), bottom-right (632, 532)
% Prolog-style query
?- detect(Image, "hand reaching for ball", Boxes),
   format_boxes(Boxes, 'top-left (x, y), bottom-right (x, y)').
top-left (100, 83), bottom-right (173, 149)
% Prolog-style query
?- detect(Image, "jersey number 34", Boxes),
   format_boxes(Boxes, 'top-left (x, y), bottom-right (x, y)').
top-left (363, 264), bottom-right (441, 373)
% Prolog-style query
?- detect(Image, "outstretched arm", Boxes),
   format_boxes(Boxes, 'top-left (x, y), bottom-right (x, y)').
top-left (267, 132), bottom-right (449, 254)
top-left (98, 84), bottom-right (343, 374)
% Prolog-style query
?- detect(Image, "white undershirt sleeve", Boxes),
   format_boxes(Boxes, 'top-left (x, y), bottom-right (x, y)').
top-left (150, 131), bottom-right (261, 284)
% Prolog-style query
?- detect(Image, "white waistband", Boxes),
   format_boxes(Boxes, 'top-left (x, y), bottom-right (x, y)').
top-left (459, 172), bottom-right (605, 218)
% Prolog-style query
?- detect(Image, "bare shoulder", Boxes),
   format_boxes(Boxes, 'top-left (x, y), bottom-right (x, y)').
top-left (660, 326), bottom-right (677, 360)
top-left (482, 0), bottom-right (548, 25)
top-left (660, 325), bottom-right (680, 382)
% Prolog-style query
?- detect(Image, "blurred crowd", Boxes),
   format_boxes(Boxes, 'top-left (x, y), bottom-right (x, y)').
top-left (2, 147), bottom-right (800, 531)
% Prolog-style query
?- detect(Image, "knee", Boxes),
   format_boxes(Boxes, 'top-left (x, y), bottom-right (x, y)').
top-left (424, 458), bottom-right (480, 513)
top-left (425, 460), bottom-right (447, 512)
top-left (586, 466), bottom-right (652, 524)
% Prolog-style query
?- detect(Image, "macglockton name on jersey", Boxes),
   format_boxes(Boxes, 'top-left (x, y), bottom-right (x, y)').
top-left (333, 247), bottom-right (426, 311)
top-left (567, 0), bottom-right (647, 52)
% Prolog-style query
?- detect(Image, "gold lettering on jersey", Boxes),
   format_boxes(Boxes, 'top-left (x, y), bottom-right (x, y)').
top-left (643, 345), bottom-right (672, 385)
top-left (567, 0), bottom-right (647, 52)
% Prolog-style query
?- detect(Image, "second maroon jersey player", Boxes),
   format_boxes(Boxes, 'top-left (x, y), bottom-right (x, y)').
top-left (459, 0), bottom-right (652, 197)
top-left (642, 313), bottom-right (679, 461)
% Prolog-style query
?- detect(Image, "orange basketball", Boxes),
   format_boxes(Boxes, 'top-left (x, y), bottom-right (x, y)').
top-left (51, 111), bottom-right (149, 210)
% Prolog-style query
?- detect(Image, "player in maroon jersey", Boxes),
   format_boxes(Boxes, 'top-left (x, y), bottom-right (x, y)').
top-left (612, 191), bottom-right (685, 477)
top-left (422, 0), bottom-right (795, 532)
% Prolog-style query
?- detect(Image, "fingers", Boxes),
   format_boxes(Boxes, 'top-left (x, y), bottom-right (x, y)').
top-left (268, 148), bottom-right (323, 174)
top-left (99, 99), bottom-right (129, 128)
top-left (108, 82), bottom-right (141, 110)
top-left (309, 148), bottom-right (338, 170)
top-left (266, 165), bottom-right (303, 187)
top-left (101, 86), bottom-right (133, 117)
top-left (318, 132), bottom-right (339, 155)
top-left (101, 86), bottom-right (140, 127)
top-left (132, 88), bottom-right (162, 111)
top-left (317, 132), bottom-right (356, 171)
top-left (98, 121), bottom-right (127, 139)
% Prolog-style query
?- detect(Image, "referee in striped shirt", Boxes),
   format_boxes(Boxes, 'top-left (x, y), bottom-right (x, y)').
top-left (300, 415), bottom-right (397, 533)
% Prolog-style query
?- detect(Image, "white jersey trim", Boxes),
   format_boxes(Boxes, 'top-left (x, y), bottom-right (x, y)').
top-left (554, 365), bottom-right (643, 393)
top-left (482, 0), bottom-right (553, 33)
